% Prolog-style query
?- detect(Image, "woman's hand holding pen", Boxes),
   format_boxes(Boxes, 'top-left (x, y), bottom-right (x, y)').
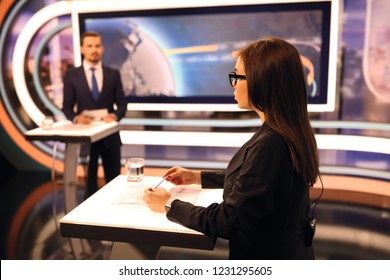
top-left (164, 166), bottom-right (201, 185)
top-left (143, 166), bottom-right (201, 212)
top-left (143, 187), bottom-right (171, 213)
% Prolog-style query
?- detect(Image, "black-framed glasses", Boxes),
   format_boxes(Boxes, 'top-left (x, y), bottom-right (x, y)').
top-left (228, 72), bottom-right (246, 87)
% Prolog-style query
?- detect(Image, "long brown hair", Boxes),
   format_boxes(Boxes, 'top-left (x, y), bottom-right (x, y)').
top-left (239, 36), bottom-right (319, 187)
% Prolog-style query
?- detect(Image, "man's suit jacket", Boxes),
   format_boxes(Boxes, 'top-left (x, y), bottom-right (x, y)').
top-left (62, 65), bottom-right (127, 147)
top-left (167, 123), bottom-right (314, 260)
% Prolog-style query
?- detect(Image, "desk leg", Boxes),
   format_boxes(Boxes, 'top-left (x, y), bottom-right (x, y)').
top-left (63, 142), bottom-right (91, 259)
top-left (63, 143), bottom-right (80, 214)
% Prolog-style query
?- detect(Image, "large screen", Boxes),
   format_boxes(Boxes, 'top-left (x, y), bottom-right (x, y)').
top-left (73, 0), bottom-right (340, 112)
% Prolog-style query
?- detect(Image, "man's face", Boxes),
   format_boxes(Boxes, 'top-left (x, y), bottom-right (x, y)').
top-left (81, 36), bottom-right (103, 65)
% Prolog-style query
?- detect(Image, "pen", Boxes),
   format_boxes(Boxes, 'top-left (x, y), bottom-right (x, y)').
top-left (153, 176), bottom-right (167, 190)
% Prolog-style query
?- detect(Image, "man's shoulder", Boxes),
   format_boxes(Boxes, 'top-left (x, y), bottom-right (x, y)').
top-left (103, 65), bottom-right (120, 73)
top-left (65, 66), bottom-right (83, 76)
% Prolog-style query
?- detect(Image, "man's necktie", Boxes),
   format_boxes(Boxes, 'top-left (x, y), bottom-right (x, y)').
top-left (90, 67), bottom-right (99, 101)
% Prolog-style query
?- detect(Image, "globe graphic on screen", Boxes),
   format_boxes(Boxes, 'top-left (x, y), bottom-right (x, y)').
top-left (93, 21), bottom-right (176, 97)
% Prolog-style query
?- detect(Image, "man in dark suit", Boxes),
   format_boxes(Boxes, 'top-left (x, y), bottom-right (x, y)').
top-left (62, 31), bottom-right (127, 199)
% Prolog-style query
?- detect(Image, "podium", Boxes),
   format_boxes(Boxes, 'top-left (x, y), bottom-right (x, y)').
top-left (25, 120), bottom-right (120, 259)
top-left (59, 175), bottom-right (223, 259)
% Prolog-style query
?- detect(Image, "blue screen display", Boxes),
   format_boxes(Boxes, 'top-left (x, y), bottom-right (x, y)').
top-left (79, 2), bottom-right (331, 106)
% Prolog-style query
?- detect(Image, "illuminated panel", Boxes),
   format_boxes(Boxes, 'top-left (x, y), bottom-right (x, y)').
top-left (71, 0), bottom-right (341, 112)
top-left (12, 1), bottom-right (71, 126)
top-left (362, 0), bottom-right (390, 103)
top-left (120, 131), bottom-right (390, 155)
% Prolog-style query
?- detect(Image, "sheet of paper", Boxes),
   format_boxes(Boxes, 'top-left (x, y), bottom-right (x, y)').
top-left (113, 181), bottom-right (201, 206)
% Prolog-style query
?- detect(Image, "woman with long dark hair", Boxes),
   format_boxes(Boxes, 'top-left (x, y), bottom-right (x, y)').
top-left (144, 36), bottom-right (320, 260)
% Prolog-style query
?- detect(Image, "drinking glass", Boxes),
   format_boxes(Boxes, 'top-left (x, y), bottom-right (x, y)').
top-left (125, 158), bottom-right (144, 182)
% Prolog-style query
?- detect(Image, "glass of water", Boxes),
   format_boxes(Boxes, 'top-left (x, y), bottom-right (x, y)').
top-left (125, 158), bottom-right (144, 182)
top-left (41, 116), bottom-right (54, 130)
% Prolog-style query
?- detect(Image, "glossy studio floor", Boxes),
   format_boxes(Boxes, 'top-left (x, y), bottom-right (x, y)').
top-left (1, 164), bottom-right (389, 260)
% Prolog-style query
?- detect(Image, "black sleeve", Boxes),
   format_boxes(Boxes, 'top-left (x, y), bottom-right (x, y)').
top-left (112, 70), bottom-right (127, 121)
top-left (201, 170), bottom-right (225, 189)
top-left (167, 130), bottom-right (293, 239)
top-left (62, 71), bottom-right (76, 121)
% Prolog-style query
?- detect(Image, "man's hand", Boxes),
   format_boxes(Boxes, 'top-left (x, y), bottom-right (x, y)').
top-left (102, 113), bottom-right (118, 123)
top-left (74, 114), bottom-right (94, 124)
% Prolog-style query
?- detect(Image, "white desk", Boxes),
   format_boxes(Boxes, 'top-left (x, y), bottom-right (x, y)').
top-left (59, 175), bottom-right (223, 258)
top-left (25, 120), bottom-right (120, 259)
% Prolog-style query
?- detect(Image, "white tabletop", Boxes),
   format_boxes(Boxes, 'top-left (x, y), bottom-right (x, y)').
top-left (25, 120), bottom-right (120, 143)
top-left (60, 175), bottom-right (223, 250)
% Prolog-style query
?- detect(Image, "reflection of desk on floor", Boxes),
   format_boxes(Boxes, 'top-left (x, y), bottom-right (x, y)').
top-left (59, 175), bottom-right (223, 259)
top-left (25, 120), bottom-right (120, 259)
